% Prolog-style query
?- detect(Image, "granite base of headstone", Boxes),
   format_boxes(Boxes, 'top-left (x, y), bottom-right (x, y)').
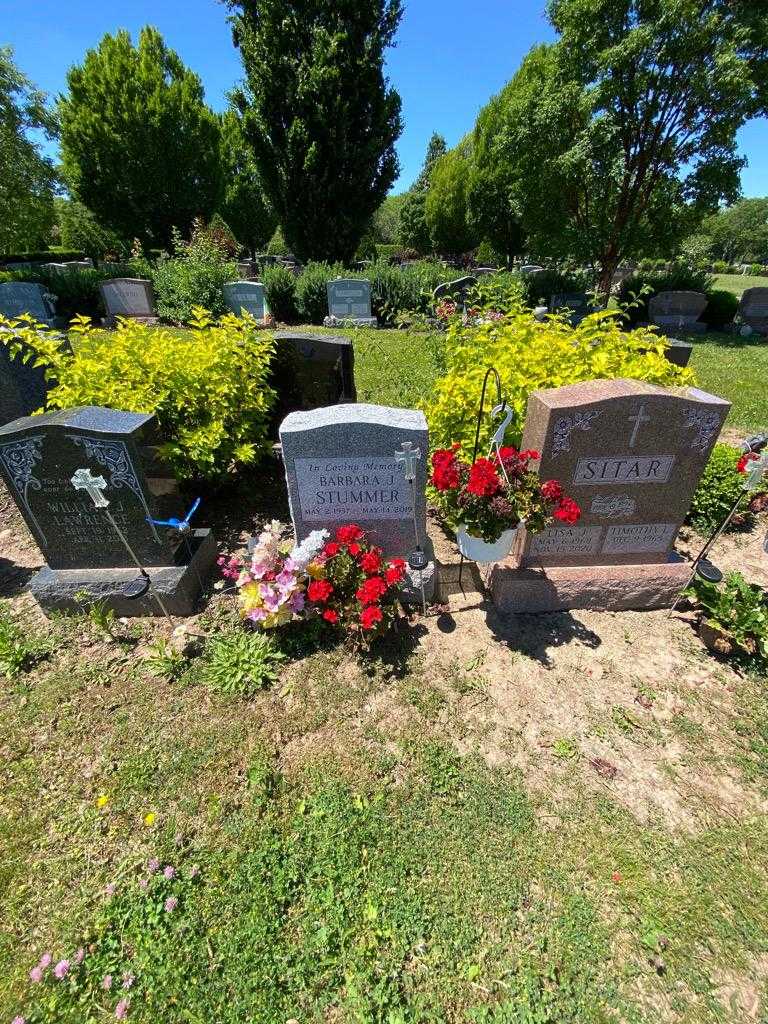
top-left (488, 378), bottom-right (730, 613)
top-left (279, 403), bottom-right (435, 604)
top-left (0, 406), bottom-right (215, 616)
top-left (324, 279), bottom-right (377, 328)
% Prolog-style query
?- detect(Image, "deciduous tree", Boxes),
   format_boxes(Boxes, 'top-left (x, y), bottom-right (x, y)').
top-left (59, 27), bottom-right (222, 249)
top-left (227, 0), bottom-right (403, 263)
top-left (424, 139), bottom-right (478, 254)
top-left (219, 108), bottom-right (276, 259)
top-left (399, 132), bottom-right (446, 253)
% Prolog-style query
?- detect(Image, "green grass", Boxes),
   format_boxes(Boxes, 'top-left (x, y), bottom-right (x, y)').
top-left (683, 331), bottom-right (768, 433)
top-left (712, 273), bottom-right (767, 297)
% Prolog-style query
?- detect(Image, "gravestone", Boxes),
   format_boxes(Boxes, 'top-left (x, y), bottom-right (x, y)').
top-left (489, 378), bottom-right (730, 612)
top-left (270, 332), bottom-right (356, 431)
top-left (0, 406), bottom-right (215, 616)
top-left (280, 403), bottom-right (434, 599)
top-left (738, 287), bottom-right (768, 335)
top-left (0, 282), bottom-right (57, 325)
top-left (661, 338), bottom-right (693, 368)
top-left (519, 264), bottom-right (544, 274)
top-left (99, 278), bottom-right (156, 324)
top-left (237, 260), bottom-right (255, 278)
top-left (550, 292), bottom-right (594, 325)
top-left (433, 276), bottom-right (478, 306)
top-left (473, 267), bottom-right (497, 276)
top-left (222, 281), bottom-right (267, 319)
top-left (0, 338), bottom-right (50, 426)
top-left (324, 278), bottom-right (377, 327)
top-left (648, 291), bottom-right (707, 333)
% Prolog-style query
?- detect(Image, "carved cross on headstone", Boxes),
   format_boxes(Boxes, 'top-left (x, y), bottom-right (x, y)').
top-left (395, 441), bottom-right (421, 481)
top-left (627, 404), bottom-right (651, 447)
top-left (71, 467), bottom-right (110, 508)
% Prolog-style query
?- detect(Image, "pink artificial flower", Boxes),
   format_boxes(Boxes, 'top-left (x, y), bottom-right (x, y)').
top-left (115, 997), bottom-right (130, 1019)
top-left (248, 607), bottom-right (267, 622)
top-left (275, 569), bottom-right (295, 588)
top-left (29, 966), bottom-right (44, 984)
top-left (289, 591), bottom-right (305, 613)
top-left (102, 975), bottom-right (113, 990)
top-left (54, 960), bottom-right (70, 980)
top-left (164, 896), bottom-right (178, 912)
top-left (163, 865), bottom-right (175, 880)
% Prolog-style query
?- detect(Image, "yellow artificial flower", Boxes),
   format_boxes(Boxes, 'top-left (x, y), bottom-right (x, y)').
top-left (239, 581), bottom-right (264, 614)
top-left (96, 794), bottom-right (109, 808)
top-left (144, 812), bottom-right (156, 827)
top-left (307, 561), bottom-right (326, 580)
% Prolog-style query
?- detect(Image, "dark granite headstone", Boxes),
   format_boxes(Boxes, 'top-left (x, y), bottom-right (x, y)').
top-left (0, 335), bottom-right (50, 426)
top-left (269, 332), bottom-right (356, 433)
top-left (0, 406), bottom-right (215, 615)
top-left (550, 292), bottom-right (594, 325)
top-left (433, 276), bottom-right (478, 304)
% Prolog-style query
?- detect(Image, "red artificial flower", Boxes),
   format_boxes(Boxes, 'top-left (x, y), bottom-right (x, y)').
top-left (336, 524), bottom-right (364, 544)
top-left (466, 457), bottom-right (501, 497)
top-left (323, 541), bottom-right (341, 557)
top-left (348, 542), bottom-right (361, 557)
top-left (385, 557), bottom-right (406, 585)
top-left (322, 608), bottom-right (339, 624)
top-left (541, 479), bottom-right (563, 501)
top-left (360, 605), bottom-right (383, 630)
top-left (553, 497), bottom-right (581, 524)
top-left (356, 576), bottom-right (388, 605)
top-left (737, 451), bottom-right (759, 474)
top-left (359, 550), bottom-right (382, 575)
top-left (307, 579), bottom-right (334, 603)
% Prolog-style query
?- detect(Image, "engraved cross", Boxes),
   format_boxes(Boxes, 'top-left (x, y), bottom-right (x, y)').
top-left (71, 467), bottom-right (110, 508)
top-left (628, 404), bottom-right (651, 447)
top-left (395, 441), bottom-right (421, 481)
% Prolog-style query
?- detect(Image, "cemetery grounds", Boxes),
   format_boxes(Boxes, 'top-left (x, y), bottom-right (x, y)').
top-left (1, 324), bottom-right (768, 1023)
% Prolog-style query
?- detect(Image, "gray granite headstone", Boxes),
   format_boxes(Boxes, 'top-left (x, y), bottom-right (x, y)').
top-left (222, 281), bottom-right (267, 318)
top-left (648, 291), bottom-right (707, 334)
top-left (324, 279), bottom-right (377, 327)
top-left (550, 292), bottom-right (594, 325)
top-left (0, 406), bottom-right (215, 615)
top-left (270, 332), bottom-right (356, 430)
top-left (0, 282), bottom-right (56, 325)
top-left (519, 264), bottom-right (544, 274)
top-left (280, 403), bottom-right (428, 558)
top-left (99, 278), bottom-right (156, 320)
top-left (739, 287), bottom-right (768, 334)
top-left (433, 276), bottom-right (478, 304)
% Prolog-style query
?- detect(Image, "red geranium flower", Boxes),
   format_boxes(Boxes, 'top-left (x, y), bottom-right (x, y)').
top-left (466, 457), bottom-right (501, 497)
top-left (385, 557), bottom-right (406, 585)
top-left (360, 605), bottom-right (383, 630)
top-left (431, 447), bottom-right (460, 491)
top-left (553, 497), bottom-right (581, 524)
top-left (323, 542), bottom-right (341, 557)
top-left (356, 576), bottom-right (388, 605)
top-left (348, 542), bottom-right (361, 557)
top-left (541, 479), bottom-right (563, 501)
top-left (307, 579), bottom-right (334, 603)
top-left (519, 449), bottom-right (540, 461)
top-left (359, 550), bottom-right (382, 575)
top-left (322, 608), bottom-right (339, 624)
top-left (336, 524), bottom-right (364, 544)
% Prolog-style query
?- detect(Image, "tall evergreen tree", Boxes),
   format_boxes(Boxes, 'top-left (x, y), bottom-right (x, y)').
top-left (0, 47), bottom-right (58, 254)
top-left (227, 0), bottom-right (403, 263)
top-left (219, 109), bottom-right (277, 259)
top-left (59, 27), bottom-right (222, 249)
top-left (399, 132), bottom-right (446, 253)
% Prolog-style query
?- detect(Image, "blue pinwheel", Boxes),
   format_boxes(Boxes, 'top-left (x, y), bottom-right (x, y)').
top-left (147, 497), bottom-right (201, 535)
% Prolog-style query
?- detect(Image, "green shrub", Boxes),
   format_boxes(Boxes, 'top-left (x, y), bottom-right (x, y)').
top-left (0, 309), bottom-right (277, 483)
top-left (616, 263), bottom-right (714, 325)
top-left (750, 263), bottom-right (766, 277)
top-left (702, 289), bottom-right (738, 330)
top-left (475, 239), bottom-right (504, 266)
top-left (517, 267), bottom-right (594, 308)
top-left (151, 229), bottom-right (237, 324)
top-left (262, 264), bottom-right (298, 322)
top-left (427, 305), bottom-right (694, 453)
top-left (0, 249), bottom-right (86, 263)
top-left (687, 443), bottom-right (748, 533)
top-left (296, 261), bottom-right (347, 323)
top-left (686, 572), bottom-right (768, 664)
top-left (467, 272), bottom-right (526, 313)
top-left (202, 628), bottom-right (285, 696)
top-left (712, 260), bottom-right (729, 274)
top-left (266, 226), bottom-right (289, 256)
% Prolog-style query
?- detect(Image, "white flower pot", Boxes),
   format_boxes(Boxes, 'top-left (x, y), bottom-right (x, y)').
top-left (457, 524), bottom-right (521, 563)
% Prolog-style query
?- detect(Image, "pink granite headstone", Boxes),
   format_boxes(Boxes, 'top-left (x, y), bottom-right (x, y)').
top-left (491, 378), bottom-right (731, 613)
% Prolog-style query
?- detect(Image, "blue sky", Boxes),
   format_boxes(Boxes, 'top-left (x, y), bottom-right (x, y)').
top-left (4, 0), bottom-right (767, 195)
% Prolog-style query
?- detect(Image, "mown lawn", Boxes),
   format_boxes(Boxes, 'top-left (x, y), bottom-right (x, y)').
top-left (682, 331), bottom-right (768, 433)
top-left (712, 272), bottom-right (768, 297)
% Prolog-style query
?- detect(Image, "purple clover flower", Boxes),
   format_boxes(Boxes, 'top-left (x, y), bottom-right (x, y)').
top-left (164, 896), bottom-right (178, 913)
top-left (115, 997), bottom-right (130, 1019)
top-left (102, 974), bottom-right (113, 990)
top-left (163, 865), bottom-right (175, 880)
top-left (54, 960), bottom-right (70, 980)
top-left (147, 857), bottom-right (160, 873)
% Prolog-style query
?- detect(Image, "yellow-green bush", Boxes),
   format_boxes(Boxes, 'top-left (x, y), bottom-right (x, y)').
top-left (426, 306), bottom-right (696, 451)
top-left (0, 308), bottom-right (276, 483)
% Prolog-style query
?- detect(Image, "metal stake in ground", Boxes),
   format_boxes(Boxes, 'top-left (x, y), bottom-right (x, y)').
top-left (394, 440), bottom-right (427, 616)
top-left (70, 468), bottom-right (175, 625)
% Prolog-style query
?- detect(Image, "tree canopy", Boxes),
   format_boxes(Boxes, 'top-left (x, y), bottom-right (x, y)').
top-left (699, 197), bottom-right (768, 263)
top-left (424, 138), bottom-right (478, 254)
top-left (399, 132), bottom-right (446, 252)
top-left (0, 46), bottom-right (58, 254)
top-left (471, 0), bottom-right (768, 290)
top-left (218, 108), bottom-right (277, 258)
top-left (227, 0), bottom-right (403, 263)
top-left (59, 27), bottom-right (222, 249)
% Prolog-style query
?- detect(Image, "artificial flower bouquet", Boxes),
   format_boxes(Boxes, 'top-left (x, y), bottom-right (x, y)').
top-left (430, 443), bottom-right (581, 546)
top-left (219, 521), bottom-right (406, 641)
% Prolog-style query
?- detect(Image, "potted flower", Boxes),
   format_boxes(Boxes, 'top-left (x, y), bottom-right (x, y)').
top-left (430, 444), bottom-right (581, 562)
